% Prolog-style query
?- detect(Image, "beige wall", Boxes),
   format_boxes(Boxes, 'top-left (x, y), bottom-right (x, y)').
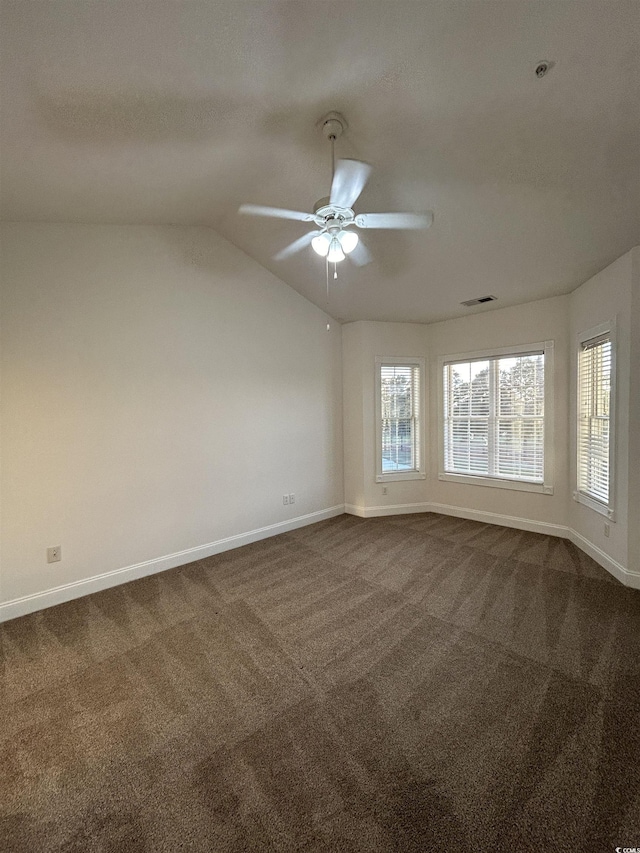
top-left (0, 224), bottom-right (344, 611)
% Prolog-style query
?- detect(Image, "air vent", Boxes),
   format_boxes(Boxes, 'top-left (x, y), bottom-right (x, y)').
top-left (460, 295), bottom-right (497, 307)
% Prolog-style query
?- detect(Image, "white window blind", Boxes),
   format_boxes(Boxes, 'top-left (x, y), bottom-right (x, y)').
top-left (380, 363), bottom-right (421, 474)
top-left (578, 333), bottom-right (611, 506)
top-left (443, 351), bottom-right (545, 483)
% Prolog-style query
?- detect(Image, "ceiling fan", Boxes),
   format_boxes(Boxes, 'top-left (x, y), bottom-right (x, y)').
top-left (239, 112), bottom-right (433, 267)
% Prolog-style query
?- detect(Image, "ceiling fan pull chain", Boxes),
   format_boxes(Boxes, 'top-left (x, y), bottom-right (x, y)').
top-left (325, 255), bottom-right (331, 330)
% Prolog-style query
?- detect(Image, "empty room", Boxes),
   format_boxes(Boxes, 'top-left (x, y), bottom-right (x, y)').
top-left (1, 1), bottom-right (639, 850)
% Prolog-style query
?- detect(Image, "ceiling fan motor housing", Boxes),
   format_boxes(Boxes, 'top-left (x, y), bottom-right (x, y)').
top-left (313, 202), bottom-right (355, 231)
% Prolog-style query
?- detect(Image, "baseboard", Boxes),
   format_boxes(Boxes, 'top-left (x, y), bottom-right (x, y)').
top-left (0, 504), bottom-right (345, 624)
top-left (344, 502), bottom-right (431, 518)
top-left (426, 502), bottom-right (569, 538)
top-left (568, 529), bottom-right (640, 589)
top-left (345, 500), bottom-right (567, 536)
top-left (3, 500), bottom-right (636, 623)
top-left (345, 500), bottom-right (639, 588)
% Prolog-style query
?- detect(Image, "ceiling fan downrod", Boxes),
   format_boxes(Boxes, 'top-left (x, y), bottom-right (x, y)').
top-left (320, 112), bottom-right (346, 182)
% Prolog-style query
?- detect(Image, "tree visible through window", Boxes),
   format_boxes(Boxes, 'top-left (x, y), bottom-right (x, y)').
top-left (443, 351), bottom-right (545, 483)
top-left (379, 362), bottom-right (421, 474)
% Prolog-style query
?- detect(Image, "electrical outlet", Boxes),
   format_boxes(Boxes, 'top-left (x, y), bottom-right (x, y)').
top-left (604, 522), bottom-right (610, 538)
top-left (289, 493), bottom-right (295, 504)
top-left (283, 495), bottom-right (289, 505)
top-left (382, 486), bottom-right (388, 495)
top-left (47, 546), bottom-right (61, 563)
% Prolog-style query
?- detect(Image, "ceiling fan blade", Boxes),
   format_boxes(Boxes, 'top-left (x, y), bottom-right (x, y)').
top-left (330, 159), bottom-right (372, 209)
top-left (354, 211), bottom-right (434, 230)
top-left (273, 230), bottom-right (320, 261)
top-left (239, 204), bottom-right (314, 222)
top-left (348, 239), bottom-right (372, 267)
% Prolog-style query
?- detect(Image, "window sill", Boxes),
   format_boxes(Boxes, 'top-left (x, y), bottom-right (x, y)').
top-left (573, 491), bottom-right (615, 520)
top-left (438, 472), bottom-right (553, 494)
top-left (376, 471), bottom-right (426, 483)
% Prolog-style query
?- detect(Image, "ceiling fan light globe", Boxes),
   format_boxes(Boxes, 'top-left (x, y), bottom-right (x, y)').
top-left (339, 230), bottom-right (359, 254)
top-left (311, 233), bottom-right (331, 256)
top-left (327, 238), bottom-right (346, 263)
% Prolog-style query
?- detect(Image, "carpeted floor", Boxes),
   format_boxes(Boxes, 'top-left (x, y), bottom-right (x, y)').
top-left (1, 512), bottom-right (640, 852)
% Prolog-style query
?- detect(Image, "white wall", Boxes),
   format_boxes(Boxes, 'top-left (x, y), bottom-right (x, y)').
top-left (342, 299), bottom-right (570, 530)
top-left (342, 249), bottom-right (640, 584)
top-left (0, 224), bottom-right (344, 615)
top-left (428, 296), bottom-right (570, 529)
top-left (342, 321), bottom-right (366, 511)
top-left (342, 321), bottom-right (429, 514)
top-left (568, 248), bottom-right (636, 573)
top-left (2, 225), bottom-right (637, 618)
top-left (629, 248), bottom-right (640, 576)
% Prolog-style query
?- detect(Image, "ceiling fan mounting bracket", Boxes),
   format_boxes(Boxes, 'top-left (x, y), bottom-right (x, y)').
top-left (318, 111), bottom-right (347, 140)
top-left (313, 203), bottom-right (355, 230)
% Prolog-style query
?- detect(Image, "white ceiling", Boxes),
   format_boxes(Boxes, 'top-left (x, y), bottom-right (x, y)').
top-left (1, 1), bottom-right (639, 323)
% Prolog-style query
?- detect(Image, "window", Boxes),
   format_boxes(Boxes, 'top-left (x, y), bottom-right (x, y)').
top-left (375, 357), bottom-right (425, 482)
top-left (576, 323), bottom-right (615, 518)
top-left (439, 342), bottom-right (554, 493)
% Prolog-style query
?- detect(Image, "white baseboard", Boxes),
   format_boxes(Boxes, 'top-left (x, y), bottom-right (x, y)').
top-left (344, 500), bottom-right (639, 588)
top-left (3, 500), bottom-right (637, 623)
top-left (426, 502), bottom-right (569, 538)
top-left (344, 502), bottom-right (431, 518)
top-left (0, 505), bottom-right (345, 624)
top-left (345, 500), bottom-right (567, 536)
top-left (568, 529), bottom-right (640, 589)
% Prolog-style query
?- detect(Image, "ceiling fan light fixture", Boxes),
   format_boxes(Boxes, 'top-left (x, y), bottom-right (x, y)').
top-left (327, 237), bottom-right (345, 263)
top-left (239, 114), bottom-right (434, 270)
top-left (311, 233), bottom-right (331, 256)
top-left (338, 230), bottom-right (359, 254)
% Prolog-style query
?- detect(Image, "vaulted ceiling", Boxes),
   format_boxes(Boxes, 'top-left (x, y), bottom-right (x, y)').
top-left (1, 1), bottom-right (638, 322)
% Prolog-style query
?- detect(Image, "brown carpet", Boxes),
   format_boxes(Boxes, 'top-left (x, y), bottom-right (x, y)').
top-left (1, 512), bottom-right (640, 852)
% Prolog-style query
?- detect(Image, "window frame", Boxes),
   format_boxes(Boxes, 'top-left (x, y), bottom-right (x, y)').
top-left (438, 341), bottom-right (555, 494)
top-left (375, 356), bottom-right (426, 483)
top-left (574, 321), bottom-right (616, 520)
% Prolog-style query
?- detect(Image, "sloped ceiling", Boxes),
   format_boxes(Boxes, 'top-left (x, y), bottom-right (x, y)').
top-left (1, 0), bottom-right (638, 322)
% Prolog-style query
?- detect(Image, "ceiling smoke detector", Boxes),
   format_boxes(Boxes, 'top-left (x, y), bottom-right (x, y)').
top-left (535, 60), bottom-right (553, 78)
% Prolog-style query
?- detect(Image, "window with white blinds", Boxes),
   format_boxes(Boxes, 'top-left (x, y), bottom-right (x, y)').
top-left (442, 345), bottom-right (550, 489)
top-left (577, 329), bottom-right (613, 511)
top-left (375, 357), bottom-right (425, 481)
